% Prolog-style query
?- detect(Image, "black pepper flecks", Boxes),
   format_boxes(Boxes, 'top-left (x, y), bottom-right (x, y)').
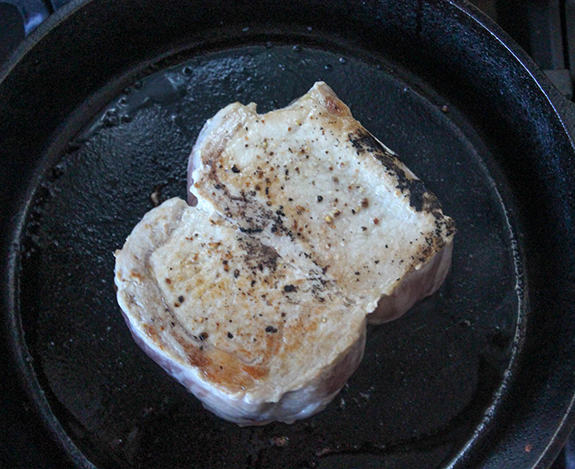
top-left (231, 165), bottom-right (241, 173)
top-left (265, 326), bottom-right (278, 333)
top-left (283, 285), bottom-right (297, 293)
top-left (227, 332), bottom-right (234, 339)
top-left (239, 226), bottom-right (264, 234)
top-left (317, 195), bottom-right (323, 202)
top-left (178, 295), bottom-right (185, 303)
top-left (348, 129), bottom-right (444, 213)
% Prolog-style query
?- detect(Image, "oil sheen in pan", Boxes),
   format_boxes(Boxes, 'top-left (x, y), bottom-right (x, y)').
top-left (18, 44), bottom-right (523, 469)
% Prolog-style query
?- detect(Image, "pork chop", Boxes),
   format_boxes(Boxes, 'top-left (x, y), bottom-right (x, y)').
top-left (115, 198), bottom-right (367, 425)
top-left (189, 82), bottom-right (455, 323)
top-left (115, 82), bottom-right (455, 425)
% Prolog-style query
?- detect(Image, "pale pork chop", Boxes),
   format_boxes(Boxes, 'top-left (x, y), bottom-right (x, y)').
top-left (189, 82), bottom-right (455, 323)
top-left (115, 82), bottom-right (455, 425)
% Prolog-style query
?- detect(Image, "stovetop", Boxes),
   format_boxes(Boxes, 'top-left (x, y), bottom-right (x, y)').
top-left (1, 0), bottom-right (574, 468)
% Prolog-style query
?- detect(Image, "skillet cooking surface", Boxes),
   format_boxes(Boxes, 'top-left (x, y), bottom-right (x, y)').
top-left (1, 1), bottom-right (574, 468)
top-left (19, 45), bottom-right (521, 469)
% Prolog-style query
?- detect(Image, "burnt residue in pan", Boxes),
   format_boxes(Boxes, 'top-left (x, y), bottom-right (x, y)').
top-left (18, 44), bottom-right (521, 468)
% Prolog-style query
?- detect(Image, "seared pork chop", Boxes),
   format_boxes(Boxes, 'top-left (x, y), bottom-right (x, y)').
top-left (115, 82), bottom-right (455, 425)
top-left (115, 198), bottom-right (366, 425)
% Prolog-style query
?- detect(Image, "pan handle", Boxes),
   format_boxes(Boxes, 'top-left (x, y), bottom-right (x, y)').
top-left (0, 0), bottom-right (49, 36)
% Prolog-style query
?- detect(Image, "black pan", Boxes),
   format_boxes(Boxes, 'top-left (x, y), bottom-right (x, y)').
top-left (1, 0), bottom-right (575, 468)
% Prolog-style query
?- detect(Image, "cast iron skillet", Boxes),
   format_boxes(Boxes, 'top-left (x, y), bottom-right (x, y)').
top-left (1, 0), bottom-right (575, 467)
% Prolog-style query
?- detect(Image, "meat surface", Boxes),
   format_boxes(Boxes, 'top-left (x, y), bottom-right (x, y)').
top-left (189, 82), bottom-right (455, 323)
top-left (115, 198), bottom-right (366, 425)
top-left (115, 82), bottom-right (455, 425)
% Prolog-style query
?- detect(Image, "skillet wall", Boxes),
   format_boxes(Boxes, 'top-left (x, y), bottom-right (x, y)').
top-left (1, 0), bottom-right (574, 468)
